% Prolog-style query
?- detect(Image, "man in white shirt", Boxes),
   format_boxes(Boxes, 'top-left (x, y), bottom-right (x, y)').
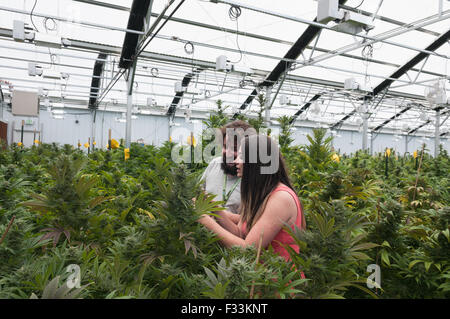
top-left (201, 120), bottom-right (255, 214)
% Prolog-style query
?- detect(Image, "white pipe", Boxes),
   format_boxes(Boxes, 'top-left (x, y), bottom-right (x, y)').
top-left (0, 5), bottom-right (145, 35)
top-left (215, 0), bottom-right (450, 59)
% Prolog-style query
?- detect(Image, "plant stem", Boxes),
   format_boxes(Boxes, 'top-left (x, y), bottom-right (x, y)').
top-left (0, 216), bottom-right (16, 245)
top-left (408, 144), bottom-right (425, 224)
top-left (412, 144), bottom-right (425, 203)
top-left (384, 154), bottom-right (388, 178)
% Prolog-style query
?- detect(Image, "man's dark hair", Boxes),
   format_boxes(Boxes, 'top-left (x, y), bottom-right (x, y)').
top-left (220, 120), bottom-right (255, 176)
top-left (220, 120), bottom-right (253, 138)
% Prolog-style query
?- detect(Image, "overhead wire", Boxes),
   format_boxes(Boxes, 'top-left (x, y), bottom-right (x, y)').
top-left (30, 0), bottom-right (58, 70)
top-left (354, 0), bottom-right (365, 10)
top-left (228, 5), bottom-right (243, 64)
top-left (29, 0), bottom-right (39, 31)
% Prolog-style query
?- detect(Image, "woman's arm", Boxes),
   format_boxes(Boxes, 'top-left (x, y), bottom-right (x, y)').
top-left (199, 191), bottom-right (297, 249)
top-left (214, 210), bottom-right (240, 237)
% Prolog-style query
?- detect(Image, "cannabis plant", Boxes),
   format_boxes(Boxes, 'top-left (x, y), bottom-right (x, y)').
top-left (142, 165), bottom-right (222, 272)
top-left (285, 200), bottom-right (378, 299)
top-left (276, 115), bottom-right (295, 156)
top-left (21, 154), bottom-right (109, 246)
top-left (203, 99), bottom-right (230, 129)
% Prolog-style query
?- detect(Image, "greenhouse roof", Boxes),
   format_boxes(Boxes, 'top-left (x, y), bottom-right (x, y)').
top-left (0, 0), bottom-right (449, 138)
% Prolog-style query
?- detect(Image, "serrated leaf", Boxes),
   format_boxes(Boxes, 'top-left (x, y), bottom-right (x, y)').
top-left (409, 260), bottom-right (423, 269)
top-left (138, 208), bottom-right (155, 220)
top-left (203, 267), bottom-right (218, 288)
top-left (89, 196), bottom-right (112, 209)
top-left (351, 251), bottom-right (371, 260)
top-left (442, 229), bottom-right (449, 241)
top-left (380, 250), bottom-right (390, 266)
top-left (351, 243), bottom-right (379, 252)
top-left (381, 241), bottom-right (391, 248)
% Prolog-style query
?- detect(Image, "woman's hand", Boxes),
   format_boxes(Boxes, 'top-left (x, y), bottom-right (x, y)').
top-left (197, 214), bottom-right (212, 227)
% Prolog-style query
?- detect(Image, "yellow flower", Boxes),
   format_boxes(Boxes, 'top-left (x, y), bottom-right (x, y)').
top-left (124, 148), bottom-right (130, 161)
top-left (34, 140), bottom-right (40, 144)
top-left (331, 153), bottom-right (340, 163)
top-left (187, 135), bottom-right (196, 147)
top-left (110, 139), bottom-right (119, 149)
top-left (93, 141), bottom-right (97, 146)
top-left (385, 148), bottom-right (391, 158)
top-left (413, 150), bottom-right (418, 159)
top-left (17, 142), bottom-right (23, 147)
top-left (84, 143), bottom-right (89, 148)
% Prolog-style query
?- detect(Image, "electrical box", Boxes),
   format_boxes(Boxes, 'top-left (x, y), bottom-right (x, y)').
top-left (174, 82), bottom-right (185, 93)
top-left (146, 97), bottom-right (155, 107)
top-left (317, 0), bottom-right (373, 33)
top-left (28, 63), bottom-right (43, 77)
top-left (12, 90), bottom-right (39, 117)
top-left (216, 55), bottom-right (230, 72)
top-left (333, 12), bottom-right (374, 34)
top-left (435, 90), bottom-right (447, 105)
top-left (13, 20), bottom-right (25, 41)
top-left (344, 78), bottom-right (372, 92)
top-left (279, 95), bottom-right (290, 105)
top-left (13, 20), bottom-right (34, 42)
top-left (317, 0), bottom-right (343, 24)
top-left (344, 78), bottom-right (358, 90)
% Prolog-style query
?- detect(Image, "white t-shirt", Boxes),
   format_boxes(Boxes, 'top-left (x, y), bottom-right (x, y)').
top-left (200, 156), bottom-right (241, 214)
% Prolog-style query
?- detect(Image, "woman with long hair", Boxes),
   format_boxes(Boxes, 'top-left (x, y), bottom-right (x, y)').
top-left (198, 134), bottom-right (305, 261)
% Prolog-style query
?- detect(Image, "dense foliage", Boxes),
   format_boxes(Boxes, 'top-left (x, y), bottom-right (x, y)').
top-left (0, 116), bottom-right (448, 298)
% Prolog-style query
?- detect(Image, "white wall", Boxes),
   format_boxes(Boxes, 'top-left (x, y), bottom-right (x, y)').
top-left (1, 108), bottom-right (449, 156)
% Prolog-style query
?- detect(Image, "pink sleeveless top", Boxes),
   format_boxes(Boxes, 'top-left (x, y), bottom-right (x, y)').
top-left (241, 184), bottom-right (304, 262)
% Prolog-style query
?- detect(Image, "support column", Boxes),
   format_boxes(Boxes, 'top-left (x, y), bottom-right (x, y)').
top-left (123, 3), bottom-right (153, 148)
top-left (265, 86), bottom-right (272, 126)
top-left (362, 112), bottom-right (369, 152)
top-left (405, 134), bottom-right (409, 155)
top-left (168, 118), bottom-right (172, 142)
top-left (125, 60), bottom-right (137, 148)
top-left (91, 110), bottom-right (96, 149)
top-left (125, 89), bottom-right (132, 148)
top-left (369, 132), bottom-right (374, 155)
top-left (435, 109), bottom-right (440, 157)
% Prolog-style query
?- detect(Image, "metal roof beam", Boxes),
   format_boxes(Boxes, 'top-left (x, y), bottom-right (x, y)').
top-left (89, 53), bottom-right (108, 109)
top-left (340, 4), bottom-right (440, 37)
top-left (215, 1), bottom-right (450, 59)
top-left (371, 28), bottom-right (450, 97)
top-left (330, 28), bottom-right (450, 130)
top-left (166, 68), bottom-right (203, 117)
top-left (233, 0), bottom-right (348, 116)
top-left (119, 0), bottom-right (153, 69)
top-left (372, 105), bottom-right (413, 132)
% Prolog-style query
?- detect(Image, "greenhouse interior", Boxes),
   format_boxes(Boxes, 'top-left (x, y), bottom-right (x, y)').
top-left (0, 0), bottom-right (449, 301)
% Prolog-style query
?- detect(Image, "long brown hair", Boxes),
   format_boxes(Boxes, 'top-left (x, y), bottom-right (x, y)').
top-left (239, 134), bottom-right (303, 231)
